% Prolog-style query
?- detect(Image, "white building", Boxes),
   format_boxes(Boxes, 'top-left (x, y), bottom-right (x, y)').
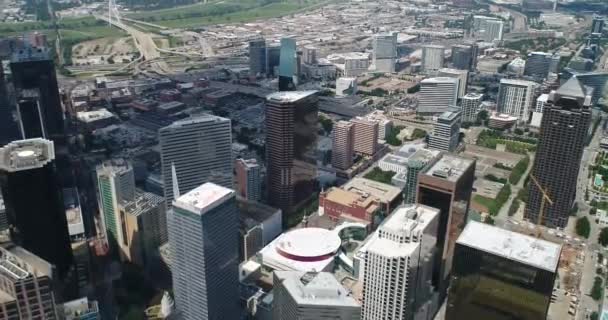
top-left (159, 115), bottom-right (233, 207)
top-left (360, 110), bottom-right (394, 140)
top-left (378, 143), bottom-right (426, 174)
top-left (273, 271), bottom-right (361, 320)
top-left (373, 33), bottom-right (398, 73)
top-left (535, 93), bottom-right (549, 113)
top-left (473, 16), bottom-right (504, 42)
top-left (422, 45), bottom-right (445, 72)
top-left (497, 79), bottom-right (537, 122)
top-left (507, 57), bottom-right (526, 76)
top-left (359, 204), bottom-right (439, 320)
top-left (461, 93), bottom-right (483, 123)
top-left (417, 77), bottom-right (458, 115)
top-left (438, 68), bottom-right (468, 98)
top-left (327, 52), bottom-right (371, 77)
top-left (336, 77), bottom-right (357, 96)
top-left (428, 110), bottom-right (461, 152)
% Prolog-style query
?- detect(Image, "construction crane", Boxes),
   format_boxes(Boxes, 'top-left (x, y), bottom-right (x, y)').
top-left (529, 174), bottom-right (553, 238)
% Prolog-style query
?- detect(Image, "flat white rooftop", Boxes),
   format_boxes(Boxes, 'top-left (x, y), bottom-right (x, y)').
top-left (174, 182), bottom-right (234, 215)
top-left (423, 153), bottom-right (473, 182)
top-left (266, 91), bottom-right (317, 103)
top-left (275, 271), bottom-right (360, 307)
top-left (458, 221), bottom-right (562, 272)
top-left (500, 78), bottom-right (537, 87)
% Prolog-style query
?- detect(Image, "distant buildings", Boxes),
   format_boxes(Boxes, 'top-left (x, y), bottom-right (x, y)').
top-left (451, 43), bottom-right (478, 71)
top-left (62, 297), bottom-right (100, 320)
top-left (472, 16), bottom-right (504, 42)
top-left (332, 121), bottom-right (355, 170)
top-left (168, 183), bottom-right (239, 320)
top-left (416, 153), bottom-right (475, 299)
top-left (249, 39), bottom-right (267, 77)
top-left (438, 68), bottom-right (468, 98)
top-left (422, 44), bottom-right (445, 72)
top-left (266, 91), bottom-right (318, 215)
top-left (592, 15), bottom-right (605, 34)
top-left (159, 115), bottom-right (233, 207)
top-left (373, 33), bottom-right (397, 73)
top-left (335, 77), bottom-right (357, 96)
top-left (461, 93), bottom-right (483, 123)
top-left (497, 79), bottom-right (537, 122)
top-left (428, 110), bottom-right (461, 152)
top-left (488, 112), bottom-right (518, 130)
top-left (524, 52), bottom-right (560, 79)
top-left (447, 221), bottom-right (561, 320)
top-left (0, 139), bottom-right (73, 279)
top-left (235, 158), bottom-right (262, 202)
top-left (417, 77), bottom-right (458, 115)
top-left (0, 244), bottom-right (59, 319)
top-left (564, 71), bottom-right (608, 105)
top-left (273, 271), bottom-right (361, 320)
top-left (351, 118), bottom-right (378, 156)
top-left (507, 57), bottom-right (526, 76)
top-left (279, 37), bottom-right (297, 91)
top-left (526, 78), bottom-right (592, 228)
top-left (535, 93), bottom-right (549, 113)
top-left (359, 204), bottom-right (440, 320)
top-left (0, 66), bottom-right (18, 145)
top-left (327, 52), bottom-right (370, 77)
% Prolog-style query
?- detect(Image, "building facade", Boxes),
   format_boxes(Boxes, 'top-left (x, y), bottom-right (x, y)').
top-left (461, 93), bottom-right (483, 123)
top-left (332, 121), bottom-right (355, 170)
top-left (266, 91), bottom-right (318, 215)
top-left (451, 44), bottom-right (477, 71)
top-left (525, 78), bottom-right (592, 228)
top-left (404, 149), bottom-right (440, 204)
top-left (447, 221), bottom-right (561, 320)
top-left (351, 118), bottom-right (378, 156)
top-left (279, 37), bottom-right (297, 91)
top-left (159, 115), bottom-right (233, 207)
top-left (249, 39), bottom-right (267, 77)
top-left (428, 110), bottom-right (461, 152)
top-left (422, 45), bottom-right (445, 72)
top-left (235, 158), bottom-right (262, 202)
top-left (438, 68), bottom-right (468, 98)
top-left (497, 79), bottom-right (537, 122)
top-left (168, 183), bottom-right (239, 320)
top-left (417, 77), bottom-right (458, 115)
top-left (373, 33), bottom-right (397, 73)
top-left (0, 139), bottom-right (73, 279)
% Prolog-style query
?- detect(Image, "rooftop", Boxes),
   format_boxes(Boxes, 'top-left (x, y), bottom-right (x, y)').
top-left (275, 271), bottom-right (359, 307)
top-left (76, 109), bottom-right (114, 123)
top-left (422, 153), bottom-right (474, 182)
top-left (537, 93), bottom-right (549, 102)
top-left (421, 77), bottom-right (459, 84)
top-left (121, 191), bottom-right (164, 217)
top-left (174, 183), bottom-right (234, 215)
top-left (463, 92), bottom-right (483, 100)
top-left (458, 221), bottom-right (561, 272)
top-left (438, 110), bottom-right (461, 121)
top-left (380, 204), bottom-right (439, 240)
top-left (266, 91), bottom-right (317, 103)
top-left (423, 44), bottom-right (445, 49)
top-left (0, 139), bottom-right (55, 172)
top-left (343, 177), bottom-right (401, 203)
top-left (500, 78), bottom-right (537, 87)
top-left (160, 114), bottom-right (229, 130)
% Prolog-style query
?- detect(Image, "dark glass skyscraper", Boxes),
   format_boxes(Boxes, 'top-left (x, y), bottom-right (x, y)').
top-left (249, 39), bottom-right (267, 77)
top-left (0, 139), bottom-right (73, 278)
top-left (0, 66), bottom-right (19, 146)
top-left (451, 43), bottom-right (477, 71)
top-left (447, 221), bottom-right (561, 320)
top-left (10, 47), bottom-right (64, 143)
top-left (265, 91), bottom-right (318, 216)
top-left (416, 153), bottom-right (475, 300)
top-left (525, 77), bottom-right (592, 228)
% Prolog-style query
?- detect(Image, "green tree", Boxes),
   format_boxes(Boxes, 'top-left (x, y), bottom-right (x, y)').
top-left (364, 167), bottom-right (396, 184)
top-left (591, 207), bottom-right (598, 215)
top-left (576, 216), bottom-right (591, 239)
top-left (591, 276), bottom-right (604, 301)
top-left (484, 215), bottom-right (495, 225)
top-left (591, 311), bottom-right (599, 320)
top-left (600, 227), bottom-right (608, 247)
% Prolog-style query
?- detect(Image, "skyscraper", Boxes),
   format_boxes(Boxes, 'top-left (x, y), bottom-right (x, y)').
top-left (497, 79), bottom-right (537, 122)
top-left (332, 120), bottom-right (354, 170)
top-left (373, 33), bottom-right (397, 73)
top-left (0, 139), bottom-right (73, 278)
top-left (273, 271), bottom-right (361, 320)
top-left (416, 153), bottom-right (475, 299)
top-left (265, 91), bottom-right (318, 215)
top-left (447, 221), bottom-right (561, 320)
top-left (451, 43), bottom-right (477, 71)
top-left (0, 66), bottom-right (19, 146)
top-left (404, 149), bottom-right (440, 204)
top-left (461, 93), bottom-right (483, 123)
top-left (10, 47), bottom-right (64, 144)
top-left (483, 19), bottom-right (504, 42)
top-left (428, 110), bottom-right (461, 152)
top-left (235, 158), bottom-right (262, 202)
top-left (525, 78), bottom-right (592, 228)
top-left (168, 183), bottom-right (239, 320)
top-left (592, 15), bottom-right (605, 34)
top-left (566, 71), bottom-right (608, 105)
top-left (159, 115), bottom-right (232, 207)
top-left (417, 77), bottom-right (458, 115)
top-left (96, 159), bottom-right (136, 249)
top-left (524, 52), bottom-right (556, 79)
top-left (422, 45), bottom-right (445, 72)
top-left (249, 39), bottom-right (267, 77)
top-left (279, 37), bottom-right (297, 91)
top-left (359, 204), bottom-right (440, 320)
top-left (0, 244), bottom-right (59, 319)
top-left (351, 118), bottom-right (378, 156)
top-left (438, 68), bottom-right (468, 98)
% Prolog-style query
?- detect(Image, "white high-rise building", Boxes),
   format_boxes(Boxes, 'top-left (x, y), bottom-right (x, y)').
top-left (438, 68), bottom-right (468, 98)
top-left (461, 93), bottom-right (483, 123)
top-left (373, 33), bottom-right (397, 73)
top-left (273, 271), bottom-right (361, 320)
top-left (359, 204), bottom-right (440, 320)
top-left (473, 16), bottom-right (504, 42)
top-left (422, 45), bottom-right (445, 72)
top-left (536, 93), bottom-right (549, 113)
top-left (417, 77), bottom-right (458, 115)
top-left (428, 110), bottom-right (461, 152)
top-left (169, 182), bottom-right (239, 320)
top-left (159, 115), bottom-right (232, 207)
top-left (497, 79), bottom-right (538, 122)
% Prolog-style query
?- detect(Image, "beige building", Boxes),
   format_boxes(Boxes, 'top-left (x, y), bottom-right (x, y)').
top-left (351, 118), bottom-right (378, 156)
top-left (332, 121), bottom-right (354, 170)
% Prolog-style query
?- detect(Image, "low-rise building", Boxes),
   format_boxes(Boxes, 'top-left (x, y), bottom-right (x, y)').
top-left (319, 187), bottom-right (380, 225)
top-left (488, 112), bottom-right (518, 130)
top-left (342, 177), bottom-right (402, 214)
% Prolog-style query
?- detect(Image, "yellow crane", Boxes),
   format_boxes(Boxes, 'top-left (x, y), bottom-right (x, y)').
top-left (529, 174), bottom-right (554, 238)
